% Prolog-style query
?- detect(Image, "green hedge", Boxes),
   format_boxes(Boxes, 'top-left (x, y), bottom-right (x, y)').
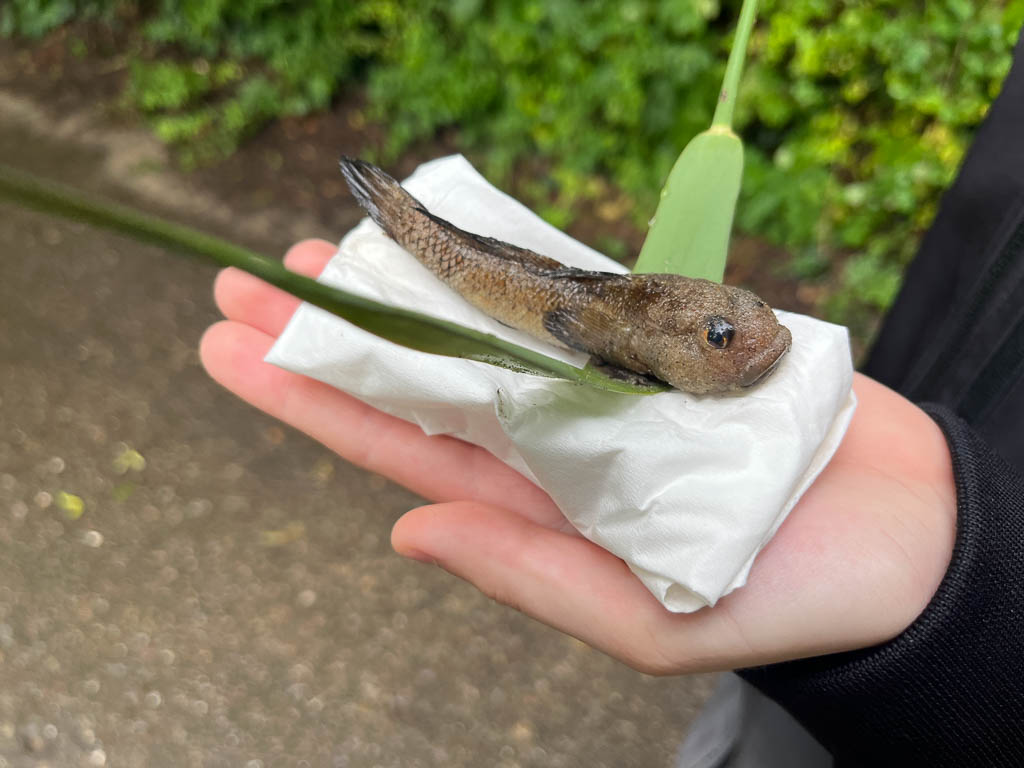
top-left (5, 0), bottom-right (1023, 326)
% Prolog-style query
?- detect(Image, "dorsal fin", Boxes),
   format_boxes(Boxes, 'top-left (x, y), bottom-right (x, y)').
top-left (541, 268), bottom-right (630, 281)
top-left (414, 207), bottom-right (635, 289)
top-left (413, 207), bottom-right (567, 274)
top-left (339, 157), bottom-right (628, 282)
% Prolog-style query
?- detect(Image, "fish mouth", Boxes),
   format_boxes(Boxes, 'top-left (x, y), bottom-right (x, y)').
top-left (740, 327), bottom-right (792, 388)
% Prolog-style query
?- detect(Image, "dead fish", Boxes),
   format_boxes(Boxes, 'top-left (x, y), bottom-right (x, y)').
top-left (339, 157), bottom-right (791, 394)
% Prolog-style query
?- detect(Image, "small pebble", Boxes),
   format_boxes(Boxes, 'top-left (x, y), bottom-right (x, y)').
top-left (82, 530), bottom-right (104, 548)
top-left (19, 723), bottom-right (44, 753)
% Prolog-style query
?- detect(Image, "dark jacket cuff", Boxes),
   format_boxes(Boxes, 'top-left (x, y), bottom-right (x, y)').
top-left (737, 404), bottom-right (1024, 767)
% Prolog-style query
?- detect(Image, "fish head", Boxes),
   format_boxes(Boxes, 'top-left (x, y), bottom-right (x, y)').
top-left (641, 276), bottom-right (792, 394)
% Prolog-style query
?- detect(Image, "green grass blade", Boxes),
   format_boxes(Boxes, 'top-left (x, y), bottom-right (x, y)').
top-left (0, 163), bottom-right (667, 395)
top-left (712, 0), bottom-right (760, 129)
top-left (633, 0), bottom-right (757, 282)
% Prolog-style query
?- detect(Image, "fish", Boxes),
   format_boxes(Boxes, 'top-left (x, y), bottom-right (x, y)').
top-left (338, 157), bottom-right (792, 394)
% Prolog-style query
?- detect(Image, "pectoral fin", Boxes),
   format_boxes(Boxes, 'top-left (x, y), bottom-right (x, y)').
top-left (585, 357), bottom-right (664, 387)
top-left (543, 307), bottom-right (590, 351)
top-left (543, 304), bottom-right (633, 361)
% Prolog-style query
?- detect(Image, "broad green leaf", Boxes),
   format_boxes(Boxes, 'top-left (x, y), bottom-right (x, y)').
top-left (0, 163), bottom-right (667, 395)
top-left (633, 0), bottom-right (758, 282)
top-left (633, 127), bottom-right (743, 281)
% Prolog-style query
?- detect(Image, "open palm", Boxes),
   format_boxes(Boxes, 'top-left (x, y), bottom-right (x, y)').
top-left (200, 239), bottom-right (957, 674)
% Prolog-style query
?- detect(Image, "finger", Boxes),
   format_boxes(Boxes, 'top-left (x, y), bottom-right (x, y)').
top-left (283, 238), bottom-right (338, 273)
top-left (200, 320), bottom-right (565, 527)
top-left (392, 501), bottom-right (735, 674)
top-left (213, 239), bottom-right (337, 337)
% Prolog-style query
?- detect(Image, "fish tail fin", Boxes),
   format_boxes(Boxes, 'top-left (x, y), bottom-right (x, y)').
top-left (338, 156), bottom-right (420, 239)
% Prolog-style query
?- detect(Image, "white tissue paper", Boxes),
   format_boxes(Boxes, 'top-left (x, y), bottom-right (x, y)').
top-left (266, 155), bottom-right (857, 613)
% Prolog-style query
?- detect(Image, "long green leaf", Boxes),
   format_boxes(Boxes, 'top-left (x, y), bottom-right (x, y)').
top-left (0, 163), bottom-right (666, 395)
top-left (632, 0), bottom-right (758, 281)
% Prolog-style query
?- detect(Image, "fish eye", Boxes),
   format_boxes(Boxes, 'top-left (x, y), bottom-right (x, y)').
top-left (702, 317), bottom-right (735, 349)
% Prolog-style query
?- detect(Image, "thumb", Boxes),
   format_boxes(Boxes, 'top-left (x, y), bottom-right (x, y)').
top-left (391, 501), bottom-right (704, 674)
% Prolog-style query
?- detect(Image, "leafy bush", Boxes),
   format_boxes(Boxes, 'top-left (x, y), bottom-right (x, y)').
top-left (5, 0), bottom-right (1023, 329)
top-left (739, 0), bottom-right (1021, 325)
top-left (1, 0), bottom-right (103, 38)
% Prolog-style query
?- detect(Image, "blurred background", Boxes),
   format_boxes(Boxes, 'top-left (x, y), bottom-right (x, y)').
top-left (0, 1), bottom-right (1020, 765)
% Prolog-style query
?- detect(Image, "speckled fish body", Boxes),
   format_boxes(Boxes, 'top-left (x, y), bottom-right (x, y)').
top-left (339, 157), bottom-right (791, 394)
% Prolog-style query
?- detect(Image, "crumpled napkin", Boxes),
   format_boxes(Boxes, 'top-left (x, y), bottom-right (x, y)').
top-left (266, 155), bottom-right (856, 613)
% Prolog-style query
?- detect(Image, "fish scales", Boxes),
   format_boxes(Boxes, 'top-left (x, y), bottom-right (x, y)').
top-left (339, 157), bottom-right (791, 394)
top-left (340, 159), bottom-right (584, 344)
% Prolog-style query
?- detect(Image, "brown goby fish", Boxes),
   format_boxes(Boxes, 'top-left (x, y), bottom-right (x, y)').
top-left (339, 157), bottom-right (791, 394)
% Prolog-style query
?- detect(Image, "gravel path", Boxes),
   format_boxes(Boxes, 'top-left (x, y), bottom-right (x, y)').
top-left (0, 87), bottom-right (713, 768)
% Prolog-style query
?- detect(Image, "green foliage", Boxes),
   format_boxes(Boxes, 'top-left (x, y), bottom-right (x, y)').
top-left (5, 0), bottom-right (1024, 330)
top-left (738, 0), bottom-right (1020, 325)
top-left (122, 0), bottom-right (392, 165)
top-left (367, 0), bottom-right (721, 224)
top-left (0, 0), bottom-right (121, 38)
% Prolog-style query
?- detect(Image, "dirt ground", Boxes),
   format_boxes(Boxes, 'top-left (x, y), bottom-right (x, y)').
top-left (0, 39), bottom-right (722, 768)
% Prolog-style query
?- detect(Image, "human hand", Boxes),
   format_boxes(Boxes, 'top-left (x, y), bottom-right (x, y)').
top-left (201, 238), bottom-right (957, 674)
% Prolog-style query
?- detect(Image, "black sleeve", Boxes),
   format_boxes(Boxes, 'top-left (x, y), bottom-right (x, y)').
top-left (737, 404), bottom-right (1024, 767)
top-left (861, 28), bottom-right (1024, 471)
